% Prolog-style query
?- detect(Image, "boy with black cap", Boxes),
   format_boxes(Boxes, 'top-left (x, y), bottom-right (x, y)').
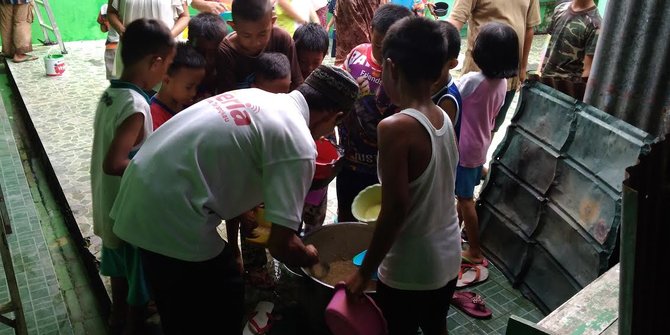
top-left (110, 65), bottom-right (358, 334)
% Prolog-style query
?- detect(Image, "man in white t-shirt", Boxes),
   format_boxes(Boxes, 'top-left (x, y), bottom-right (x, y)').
top-left (110, 65), bottom-right (358, 334)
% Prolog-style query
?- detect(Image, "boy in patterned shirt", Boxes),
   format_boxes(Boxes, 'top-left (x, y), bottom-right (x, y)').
top-left (337, 4), bottom-right (412, 222)
top-left (541, 0), bottom-right (601, 82)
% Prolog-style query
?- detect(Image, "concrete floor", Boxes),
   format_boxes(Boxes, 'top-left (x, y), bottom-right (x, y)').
top-left (0, 34), bottom-right (551, 334)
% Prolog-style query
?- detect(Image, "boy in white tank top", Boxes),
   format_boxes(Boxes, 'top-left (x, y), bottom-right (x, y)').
top-left (346, 17), bottom-right (461, 334)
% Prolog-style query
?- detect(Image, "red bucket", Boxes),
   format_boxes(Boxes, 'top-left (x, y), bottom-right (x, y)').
top-left (314, 138), bottom-right (342, 180)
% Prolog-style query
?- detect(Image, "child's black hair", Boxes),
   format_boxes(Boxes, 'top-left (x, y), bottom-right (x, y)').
top-left (440, 21), bottom-right (461, 61)
top-left (293, 23), bottom-right (329, 55)
top-left (473, 22), bottom-right (519, 79)
top-left (121, 19), bottom-right (175, 68)
top-left (188, 13), bottom-right (228, 44)
top-left (232, 0), bottom-right (273, 22)
top-left (167, 42), bottom-right (207, 76)
top-left (382, 17), bottom-right (447, 84)
top-left (255, 52), bottom-right (291, 80)
top-left (371, 3), bottom-right (413, 35)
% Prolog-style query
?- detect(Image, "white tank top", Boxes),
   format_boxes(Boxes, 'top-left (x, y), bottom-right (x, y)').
top-left (377, 108), bottom-right (462, 290)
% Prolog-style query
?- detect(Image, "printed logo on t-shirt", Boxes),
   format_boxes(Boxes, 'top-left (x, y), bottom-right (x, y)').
top-left (207, 92), bottom-right (260, 126)
top-left (339, 44), bottom-right (399, 175)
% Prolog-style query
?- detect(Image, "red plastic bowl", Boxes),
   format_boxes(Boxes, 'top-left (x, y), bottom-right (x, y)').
top-left (325, 283), bottom-right (388, 335)
top-left (314, 138), bottom-right (341, 180)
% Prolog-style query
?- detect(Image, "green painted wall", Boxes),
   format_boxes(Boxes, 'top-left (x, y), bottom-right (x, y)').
top-left (30, 1), bottom-right (105, 44)
top-left (25, 0), bottom-right (608, 45)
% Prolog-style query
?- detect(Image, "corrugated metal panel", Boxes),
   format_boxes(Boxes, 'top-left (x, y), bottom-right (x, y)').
top-left (620, 135), bottom-right (670, 333)
top-left (480, 82), bottom-right (654, 313)
top-left (584, 0), bottom-right (670, 138)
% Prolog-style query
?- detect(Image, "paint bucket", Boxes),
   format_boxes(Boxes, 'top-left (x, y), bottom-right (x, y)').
top-left (44, 54), bottom-right (65, 76)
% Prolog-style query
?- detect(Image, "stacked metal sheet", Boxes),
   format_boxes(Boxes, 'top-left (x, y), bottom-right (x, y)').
top-left (479, 81), bottom-right (654, 313)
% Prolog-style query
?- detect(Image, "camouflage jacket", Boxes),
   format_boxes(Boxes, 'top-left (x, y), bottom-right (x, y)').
top-left (542, 2), bottom-right (602, 79)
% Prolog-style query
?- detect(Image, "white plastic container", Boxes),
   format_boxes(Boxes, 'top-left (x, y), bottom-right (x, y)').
top-left (44, 54), bottom-right (65, 76)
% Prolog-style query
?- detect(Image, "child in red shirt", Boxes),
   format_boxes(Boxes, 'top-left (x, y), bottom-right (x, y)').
top-left (150, 43), bottom-right (206, 130)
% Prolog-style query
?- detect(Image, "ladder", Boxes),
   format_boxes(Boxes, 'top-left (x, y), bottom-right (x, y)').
top-left (0, 187), bottom-right (27, 335)
top-left (32, 0), bottom-right (67, 54)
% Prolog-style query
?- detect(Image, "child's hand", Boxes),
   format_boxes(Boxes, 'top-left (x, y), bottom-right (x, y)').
top-left (304, 244), bottom-right (319, 266)
top-left (202, 1), bottom-right (228, 14)
top-left (357, 76), bottom-right (371, 96)
top-left (345, 269), bottom-right (370, 299)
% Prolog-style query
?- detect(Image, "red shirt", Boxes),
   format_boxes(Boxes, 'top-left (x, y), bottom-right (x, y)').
top-left (150, 97), bottom-right (177, 130)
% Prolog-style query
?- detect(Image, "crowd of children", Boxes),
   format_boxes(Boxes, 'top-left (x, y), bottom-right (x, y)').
top-left (90, 0), bottom-right (586, 334)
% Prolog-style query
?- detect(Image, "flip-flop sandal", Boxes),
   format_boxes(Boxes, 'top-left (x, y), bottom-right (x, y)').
top-left (244, 301), bottom-right (275, 335)
top-left (451, 291), bottom-right (492, 319)
top-left (462, 255), bottom-right (489, 267)
top-left (456, 263), bottom-right (489, 288)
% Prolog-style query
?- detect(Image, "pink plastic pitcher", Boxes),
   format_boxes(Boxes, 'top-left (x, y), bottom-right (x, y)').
top-left (325, 283), bottom-right (388, 335)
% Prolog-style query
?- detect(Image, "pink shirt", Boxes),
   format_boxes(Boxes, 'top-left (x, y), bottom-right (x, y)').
top-left (456, 72), bottom-right (507, 167)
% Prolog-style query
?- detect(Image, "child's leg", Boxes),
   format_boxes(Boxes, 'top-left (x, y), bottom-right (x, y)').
top-left (459, 197), bottom-right (484, 261)
top-left (140, 244), bottom-right (244, 334)
top-left (101, 246), bottom-right (130, 328)
top-left (109, 276), bottom-right (129, 327)
top-left (375, 281), bottom-right (420, 335)
top-left (302, 189), bottom-right (329, 235)
top-left (455, 165), bottom-right (485, 263)
top-left (417, 278), bottom-right (457, 335)
top-left (124, 243), bottom-right (152, 334)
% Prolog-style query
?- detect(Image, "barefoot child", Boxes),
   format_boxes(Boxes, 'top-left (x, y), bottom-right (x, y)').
top-left (457, 23), bottom-right (519, 266)
top-left (346, 17), bottom-right (461, 334)
top-left (90, 19), bottom-right (175, 333)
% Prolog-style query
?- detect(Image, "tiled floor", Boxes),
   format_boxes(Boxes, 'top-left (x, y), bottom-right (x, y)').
top-left (3, 35), bottom-right (551, 334)
top-left (0, 67), bottom-right (72, 333)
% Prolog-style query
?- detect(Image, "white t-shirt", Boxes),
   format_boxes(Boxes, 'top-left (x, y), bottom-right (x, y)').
top-left (112, 0), bottom-right (187, 28)
top-left (91, 81), bottom-right (153, 249)
top-left (377, 108), bottom-right (462, 290)
top-left (111, 89), bottom-right (317, 262)
top-left (111, 0), bottom-right (189, 77)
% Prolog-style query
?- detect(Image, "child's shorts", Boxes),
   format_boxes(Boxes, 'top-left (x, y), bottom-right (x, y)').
top-left (455, 165), bottom-right (483, 199)
top-left (100, 242), bottom-right (150, 306)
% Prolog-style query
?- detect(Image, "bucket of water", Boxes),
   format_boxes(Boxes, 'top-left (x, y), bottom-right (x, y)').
top-left (44, 54), bottom-right (65, 76)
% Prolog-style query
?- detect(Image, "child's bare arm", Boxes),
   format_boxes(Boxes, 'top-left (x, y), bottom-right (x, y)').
top-left (103, 113), bottom-right (145, 176)
top-left (171, 2), bottom-right (191, 38)
top-left (107, 0), bottom-right (125, 35)
top-left (277, 0), bottom-right (307, 25)
top-left (439, 99), bottom-right (458, 126)
top-left (347, 117), bottom-right (411, 295)
top-left (326, 15), bottom-right (335, 31)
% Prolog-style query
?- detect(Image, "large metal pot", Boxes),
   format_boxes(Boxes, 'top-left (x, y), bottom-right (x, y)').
top-left (294, 222), bottom-right (376, 334)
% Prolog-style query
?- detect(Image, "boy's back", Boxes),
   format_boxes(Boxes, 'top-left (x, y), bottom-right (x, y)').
top-left (216, 26), bottom-right (303, 92)
top-left (457, 72), bottom-right (506, 168)
top-left (91, 82), bottom-right (153, 248)
top-left (378, 107), bottom-right (461, 289)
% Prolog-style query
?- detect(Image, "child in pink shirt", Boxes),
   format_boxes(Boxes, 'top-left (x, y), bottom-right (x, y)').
top-left (456, 22), bottom-right (519, 265)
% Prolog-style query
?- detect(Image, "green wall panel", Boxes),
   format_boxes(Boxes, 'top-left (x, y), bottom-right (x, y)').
top-left (31, 1), bottom-right (106, 45)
